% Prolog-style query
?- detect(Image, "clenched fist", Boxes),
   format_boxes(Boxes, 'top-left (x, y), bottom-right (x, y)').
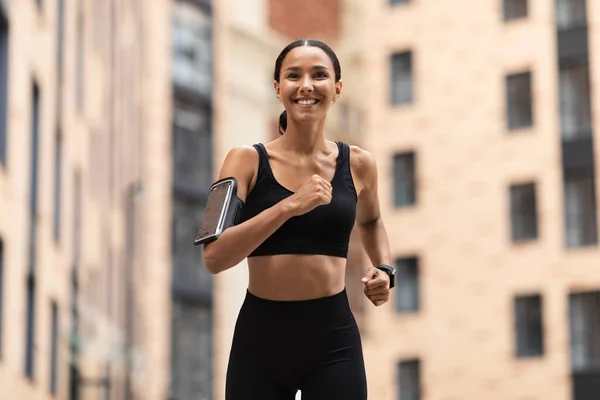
top-left (361, 267), bottom-right (390, 307)
top-left (282, 174), bottom-right (332, 217)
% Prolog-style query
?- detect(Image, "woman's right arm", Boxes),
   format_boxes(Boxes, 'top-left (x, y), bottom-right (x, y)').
top-left (202, 146), bottom-right (332, 274)
top-left (202, 146), bottom-right (288, 274)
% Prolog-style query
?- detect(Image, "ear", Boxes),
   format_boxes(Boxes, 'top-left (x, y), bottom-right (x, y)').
top-left (273, 80), bottom-right (282, 102)
top-left (332, 80), bottom-right (343, 104)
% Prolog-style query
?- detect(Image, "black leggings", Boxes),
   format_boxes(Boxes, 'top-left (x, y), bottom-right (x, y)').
top-left (225, 289), bottom-right (368, 400)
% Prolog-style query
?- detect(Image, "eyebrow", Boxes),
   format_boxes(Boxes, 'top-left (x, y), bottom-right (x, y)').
top-left (284, 65), bottom-right (330, 72)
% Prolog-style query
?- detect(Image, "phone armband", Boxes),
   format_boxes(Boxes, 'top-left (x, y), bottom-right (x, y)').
top-left (194, 177), bottom-right (244, 246)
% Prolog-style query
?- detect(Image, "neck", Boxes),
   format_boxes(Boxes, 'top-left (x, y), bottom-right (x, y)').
top-left (280, 118), bottom-right (328, 155)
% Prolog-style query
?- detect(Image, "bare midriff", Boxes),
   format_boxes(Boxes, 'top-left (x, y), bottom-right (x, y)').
top-left (247, 255), bottom-right (347, 301)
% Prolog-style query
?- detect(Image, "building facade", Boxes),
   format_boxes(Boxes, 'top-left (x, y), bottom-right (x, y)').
top-left (0, 0), bottom-right (172, 399)
top-left (168, 0), bottom-right (215, 399)
top-left (362, 0), bottom-right (600, 399)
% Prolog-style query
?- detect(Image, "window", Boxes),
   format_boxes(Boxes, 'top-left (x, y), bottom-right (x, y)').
top-left (25, 82), bottom-right (40, 380)
top-left (171, 4), bottom-right (214, 398)
top-left (503, 0), bottom-right (528, 20)
top-left (50, 301), bottom-right (58, 395)
top-left (0, 239), bottom-right (3, 359)
top-left (514, 294), bottom-right (544, 357)
top-left (172, 103), bottom-right (212, 193)
top-left (29, 82), bottom-right (40, 273)
top-left (57, 0), bottom-right (64, 71)
top-left (395, 257), bottom-right (419, 313)
top-left (506, 71), bottom-right (533, 130)
top-left (75, 16), bottom-right (84, 111)
top-left (555, 0), bottom-right (587, 30)
top-left (69, 172), bottom-right (82, 400)
top-left (0, 12), bottom-right (9, 166)
top-left (73, 171), bottom-right (82, 265)
top-left (390, 52), bottom-right (413, 105)
top-left (25, 273), bottom-right (36, 379)
top-left (170, 301), bottom-right (212, 400)
top-left (564, 172), bottom-right (598, 248)
top-left (172, 199), bottom-right (212, 295)
top-left (393, 152), bottom-right (416, 207)
top-left (172, 1), bottom-right (212, 96)
top-left (53, 132), bottom-right (62, 241)
top-left (509, 183), bottom-right (538, 242)
top-left (171, 195), bottom-right (213, 399)
top-left (559, 64), bottom-right (592, 141)
top-left (569, 291), bottom-right (600, 372)
top-left (397, 359), bottom-right (421, 400)
top-left (56, 0), bottom-right (64, 91)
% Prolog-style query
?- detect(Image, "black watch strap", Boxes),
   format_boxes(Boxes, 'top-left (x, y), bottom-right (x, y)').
top-left (375, 264), bottom-right (396, 289)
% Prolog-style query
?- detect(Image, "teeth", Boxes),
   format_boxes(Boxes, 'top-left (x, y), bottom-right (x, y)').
top-left (297, 99), bottom-right (318, 105)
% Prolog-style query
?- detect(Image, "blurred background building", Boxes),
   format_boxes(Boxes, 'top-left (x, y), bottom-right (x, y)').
top-left (360, 0), bottom-right (600, 399)
top-left (0, 0), bottom-right (172, 399)
top-left (2, 0), bottom-right (600, 400)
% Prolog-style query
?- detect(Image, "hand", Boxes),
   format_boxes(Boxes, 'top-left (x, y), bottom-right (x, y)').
top-left (282, 174), bottom-right (332, 217)
top-left (361, 267), bottom-right (390, 307)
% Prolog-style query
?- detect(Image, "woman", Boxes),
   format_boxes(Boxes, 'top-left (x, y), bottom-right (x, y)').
top-left (203, 39), bottom-right (394, 400)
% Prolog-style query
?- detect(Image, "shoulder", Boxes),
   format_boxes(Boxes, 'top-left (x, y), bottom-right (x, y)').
top-left (218, 145), bottom-right (260, 201)
top-left (346, 144), bottom-right (378, 194)
top-left (349, 145), bottom-right (377, 178)
top-left (218, 145), bottom-right (259, 182)
top-left (223, 145), bottom-right (258, 164)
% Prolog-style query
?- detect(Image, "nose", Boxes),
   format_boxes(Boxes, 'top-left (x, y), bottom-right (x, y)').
top-left (299, 74), bottom-right (314, 93)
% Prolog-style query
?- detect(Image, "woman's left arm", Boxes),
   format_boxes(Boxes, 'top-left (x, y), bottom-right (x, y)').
top-left (352, 146), bottom-right (393, 307)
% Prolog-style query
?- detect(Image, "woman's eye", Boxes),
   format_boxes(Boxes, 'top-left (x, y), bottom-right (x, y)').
top-left (315, 72), bottom-right (328, 78)
top-left (287, 73), bottom-right (299, 79)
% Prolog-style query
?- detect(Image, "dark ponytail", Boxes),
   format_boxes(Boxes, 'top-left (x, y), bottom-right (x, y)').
top-left (278, 110), bottom-right (287, 135)
top-left (273, 39), bottom-right (341, 135)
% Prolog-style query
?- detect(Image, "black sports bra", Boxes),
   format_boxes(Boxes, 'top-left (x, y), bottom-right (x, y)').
top-left (240, 142), bottom-right (358, 259)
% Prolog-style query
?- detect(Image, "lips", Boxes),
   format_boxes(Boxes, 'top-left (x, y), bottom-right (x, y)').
top-left (293, 98), bottom-right (320, 106)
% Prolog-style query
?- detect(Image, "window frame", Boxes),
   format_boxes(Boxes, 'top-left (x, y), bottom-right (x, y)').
top-left (0, 10), bottom-right (9, 167)
top-left (397, 359), bottom-right (422, 400)
top-left (393, 151), bottom-right (416, 208)
top-left (49, 301), bottom-right (59, 395)
top-left (506, 71), bottom-right (534, 131)
top-left (564, 170), bottom-right (598, 248)
top-left (509, 182), bottom-right (539, 242)
top-left (514, 294), bottom-right (545, 358)
top-left (395, 256), bottom-right (420, 313)
top-left (390, 51), bottom-right (414, 106)
top-left (503, 0), bottom-right (528, 21)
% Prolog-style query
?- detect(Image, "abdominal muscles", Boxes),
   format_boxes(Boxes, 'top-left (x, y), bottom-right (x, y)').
top-left (247, 254), bottom-right (347, 301)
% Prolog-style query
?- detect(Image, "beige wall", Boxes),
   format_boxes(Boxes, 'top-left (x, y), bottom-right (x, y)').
top-left (361, 1), bottom-right (600, 399)
top-left (212, 2), bottom-right (274, 399)
top-left (0, 0), bottom-right (172, 399)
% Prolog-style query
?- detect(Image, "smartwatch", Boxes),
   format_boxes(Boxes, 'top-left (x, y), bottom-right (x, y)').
top-left (375, 264), bottom-right (396, 289)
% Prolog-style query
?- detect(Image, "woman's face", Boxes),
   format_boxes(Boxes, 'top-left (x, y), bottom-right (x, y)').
top-left (274, 46), bottom-right (342, 126)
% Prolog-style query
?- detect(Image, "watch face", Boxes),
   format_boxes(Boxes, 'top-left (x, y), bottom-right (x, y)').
top-left (378, 265), bottom-right (394, 273)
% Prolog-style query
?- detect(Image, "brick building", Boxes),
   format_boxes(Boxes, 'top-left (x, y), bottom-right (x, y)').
top-left (0, 0), bottom-right (172, 399)
top-left (361, 1), bottom-right (600, 399)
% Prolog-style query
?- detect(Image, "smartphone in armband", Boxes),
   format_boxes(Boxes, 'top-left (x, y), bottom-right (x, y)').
top-left (194, 177), bottom-right (244, 246)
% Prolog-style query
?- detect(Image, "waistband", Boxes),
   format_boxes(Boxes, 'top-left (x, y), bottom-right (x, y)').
top-left (241, 288), bottom-right (352, 324)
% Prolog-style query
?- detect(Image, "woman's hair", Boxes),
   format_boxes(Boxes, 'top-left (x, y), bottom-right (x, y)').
top-left (274, 39), bottom-right (342, 134)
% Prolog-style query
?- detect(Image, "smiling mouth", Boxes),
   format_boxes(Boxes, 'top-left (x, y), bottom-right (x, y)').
top-left (293, 99), bottom-right (320, 106)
